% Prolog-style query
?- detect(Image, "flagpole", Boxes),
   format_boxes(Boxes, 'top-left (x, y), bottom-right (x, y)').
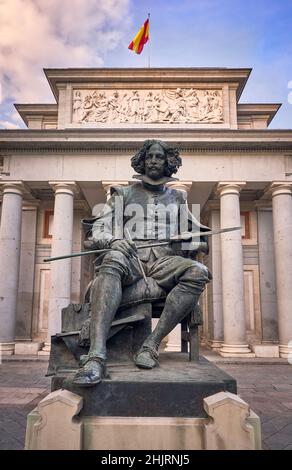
top-left (148, 12), bottom-right (150, 68)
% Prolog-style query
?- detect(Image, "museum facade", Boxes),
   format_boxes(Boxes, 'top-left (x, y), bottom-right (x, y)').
top-left (0, 67), bottom-right (292, 358)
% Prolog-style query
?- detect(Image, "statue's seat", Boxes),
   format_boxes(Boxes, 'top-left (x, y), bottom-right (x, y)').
top-left (48, 268), bottom-right (202, 376)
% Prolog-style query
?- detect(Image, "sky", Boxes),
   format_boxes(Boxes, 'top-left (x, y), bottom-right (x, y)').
top-left (0, 0), bottom-right (292, 129)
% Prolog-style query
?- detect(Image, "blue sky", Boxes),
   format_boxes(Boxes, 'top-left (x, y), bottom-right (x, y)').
top-left (1, 0), bottom-right (292, 128)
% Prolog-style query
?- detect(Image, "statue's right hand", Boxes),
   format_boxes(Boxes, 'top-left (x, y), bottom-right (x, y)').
top-left (110, 239), bottom-right (137, 258)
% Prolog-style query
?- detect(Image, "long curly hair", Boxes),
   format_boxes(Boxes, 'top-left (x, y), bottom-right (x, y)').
top-left (131, 140), bottom-right (182, 177)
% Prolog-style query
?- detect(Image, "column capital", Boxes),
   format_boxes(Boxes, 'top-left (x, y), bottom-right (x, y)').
top-left (102, 180), bottom-right (129, 189)
top-left (217, 182), bottom-right (246, 197)
top-left (102, 181), bottom-right (129, 200)
top-left (0, 181), bottom-right (28, 197)
top-left (49, 181), bottom-right (79, 197)
top-left (166, 181), bottom-right (193, 193)
top-left (268, 182), bottom-right (292, 198)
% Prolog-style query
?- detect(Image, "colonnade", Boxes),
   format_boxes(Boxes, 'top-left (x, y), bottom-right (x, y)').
top-left (0, 180), bottom-right (291, 359)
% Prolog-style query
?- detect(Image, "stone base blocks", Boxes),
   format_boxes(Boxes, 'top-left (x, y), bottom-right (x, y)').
top-left (26, 389), bottom-right (261, 450)
top-left (14, 342), bottom-right (42, 355)
top-left (251, 344), bottom-right (279, 358)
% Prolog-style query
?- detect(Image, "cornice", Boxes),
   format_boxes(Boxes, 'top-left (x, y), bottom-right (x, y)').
top-left (14, 104), bottom-right (58, 127)
top-left (2, 128), bottom-right (292, 138)
top-left (1, 145), bottom-right (292, 154)
top-left (237, 103), bottom-right (282, 111)
top-left (44, 67), bottom-right (252, 101)
top-left (237, 103), bottom-right (282, 126)
top-left (1, 129), bottom-right (292, 154)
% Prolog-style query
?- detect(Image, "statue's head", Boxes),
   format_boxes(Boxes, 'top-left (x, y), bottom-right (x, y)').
top-left (131, 139), bottom-right (182, 180)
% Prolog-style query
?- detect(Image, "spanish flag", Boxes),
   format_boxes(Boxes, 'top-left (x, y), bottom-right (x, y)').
top-left (128, 17), bottom-right (149, 54)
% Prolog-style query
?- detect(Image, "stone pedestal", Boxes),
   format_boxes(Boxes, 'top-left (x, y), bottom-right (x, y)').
top-left (25, 362), bottom-right (261, 450)
top-left (25, 389), bottom-right (82, 450)
top-left (203, 392), bottom-right (261, 450)
top-left (51, 353), bottom-right (237, 418)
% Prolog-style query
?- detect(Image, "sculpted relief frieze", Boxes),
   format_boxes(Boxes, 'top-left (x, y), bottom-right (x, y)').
top-left (72, 88), bottom-right (223, 124)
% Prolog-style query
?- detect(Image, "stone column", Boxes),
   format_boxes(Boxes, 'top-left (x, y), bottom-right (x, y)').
top-left (41, 182), bottom-right (77, 353)
top-left (204, 203), bottom-right (223, 350)
top-left (270, 182), bottom-right (292, 358)
top-left (15, 202), bottom-right (41, 355)
top-left (255, 202), bottom-right (278, 345)
top-left (0, 182), bottom-right (24, 355)
top-left (165, 181), bottom-right (193, 352)
top-left (217, 182), bottom-right (253, 357)
top-left (71, 200), bottom-right (91, 304)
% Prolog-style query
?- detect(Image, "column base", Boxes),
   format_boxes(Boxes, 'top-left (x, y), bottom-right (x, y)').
top-left (208, 340), bottom-right (223, 351)
top-left (279, 344), bottom-right (292, 360)
top-left (0, 342), bottom-right (15, 356)
top-left (219, 344), bottom-right (255, 358)
top-left (38, 342), bottom-right (51, 356)
top-left (200, 337), bottom-right (208, 347)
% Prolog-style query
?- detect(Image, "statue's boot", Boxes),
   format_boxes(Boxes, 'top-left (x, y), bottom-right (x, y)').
top-left (134, 341), bottom-right (159, 369)
top-left (72, 356), bottom-right (106, 386)
top-left (135, 284), bottom-right (200, 369)
top-left (73, 272), bottom-right (122, 386)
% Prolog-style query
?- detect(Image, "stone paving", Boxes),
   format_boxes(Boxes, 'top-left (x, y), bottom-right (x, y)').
top-left (0, 359), bottom-right (291, 450)
top-left (219, 363), bottom-right (292, 450)
top-left (0, 362), bottom-right (50, 450)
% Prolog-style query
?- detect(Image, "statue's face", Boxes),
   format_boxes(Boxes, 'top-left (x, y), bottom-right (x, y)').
top-left (145, 143), bottom-right (167, 180)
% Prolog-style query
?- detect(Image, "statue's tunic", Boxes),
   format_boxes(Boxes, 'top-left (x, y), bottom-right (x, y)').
top-left (88, 181), bottom-right (211, 293)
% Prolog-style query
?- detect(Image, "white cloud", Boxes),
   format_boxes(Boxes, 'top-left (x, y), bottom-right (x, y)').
top-left (0, 0), bottom-right (131, 124)
top-left (0, 120), bottom-right (21, 129)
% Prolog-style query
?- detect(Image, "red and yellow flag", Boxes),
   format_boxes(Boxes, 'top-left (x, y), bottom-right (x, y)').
top-left (128, 17), bottom-right (149, 54)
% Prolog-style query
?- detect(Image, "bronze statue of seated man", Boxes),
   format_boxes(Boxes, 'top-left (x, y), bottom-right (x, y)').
top-left (73, 139), bottom-right (211, 386)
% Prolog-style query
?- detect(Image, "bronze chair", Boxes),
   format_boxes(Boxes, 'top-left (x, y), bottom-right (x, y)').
top-left (47, 277), bottom-right (202, 376)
